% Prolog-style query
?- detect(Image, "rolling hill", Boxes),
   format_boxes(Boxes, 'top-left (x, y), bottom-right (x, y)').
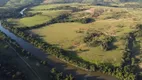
top-left (43, 0), bottom-right (142, 4)
top-left (0, 0), bottom-right (43, 7)
top-left (5, 0), bottom-right (43, 7)
top-left (0, 0), bottom-right (9, 6)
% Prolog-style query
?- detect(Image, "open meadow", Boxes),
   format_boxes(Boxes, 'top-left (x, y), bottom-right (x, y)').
top-left (7, 3), bottom-right (142, 67)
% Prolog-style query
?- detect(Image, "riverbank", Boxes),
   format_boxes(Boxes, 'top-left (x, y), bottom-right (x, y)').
top-left (0, 28), bottom-right (75, 80)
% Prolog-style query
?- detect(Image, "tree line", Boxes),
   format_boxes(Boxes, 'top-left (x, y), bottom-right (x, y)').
top-left (0, 32), bottom-right (27, 80)
top-left (18, 13), bottom-right (94, 31)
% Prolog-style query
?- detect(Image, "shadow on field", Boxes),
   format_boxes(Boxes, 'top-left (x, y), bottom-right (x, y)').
top-left (45, 50), bottom-right (109, 80)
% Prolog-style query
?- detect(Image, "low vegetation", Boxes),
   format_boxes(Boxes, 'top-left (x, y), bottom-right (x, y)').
top-left (2, 1), bottom-right (142, 80)
top-left (6, 2), bottom-right (142, 66)
top-left (0, 32), bottom-right (27, 80)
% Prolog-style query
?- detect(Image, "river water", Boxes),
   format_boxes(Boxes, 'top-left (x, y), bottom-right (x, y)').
top-left (0, 8), bottom-right (118, 80)
top-left (20, 8), bottom-right (27, 15)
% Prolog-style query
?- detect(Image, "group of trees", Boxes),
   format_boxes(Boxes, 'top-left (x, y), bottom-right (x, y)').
top-left (1, 20), bottom-right (137, 80)
top-left (0, 8), bottom-right (19, 19)
top-left (75, 18), bottom-right (95, 24)
top-left (0, 62), bottom-right (26, 80)
top-left (84, 30), bottom-right (114, 51)
top-left (0, 4), bottom-right (33, 19)
top-left (120, 32), bottom-right (138, 79)
top-left (50, 68), bottom-right (74, 80)
top-left (0, 33), bottom-right (26, 80)
top-left (133, 24), bottom-right (142, 44)
top-left (49, 13), bottom-right (94, 24)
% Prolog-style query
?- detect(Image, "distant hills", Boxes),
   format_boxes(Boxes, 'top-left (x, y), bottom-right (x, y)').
top-left (0, 0), bottom-right (9, 6)
top-left (44, 0), bottom-right (142, 4)
top-left (0, 0), bottom-right (43, 7)
top-left (0, 0), bottom-right (141, 7)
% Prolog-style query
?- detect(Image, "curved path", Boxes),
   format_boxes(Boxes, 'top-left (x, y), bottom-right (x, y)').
top-left (0, 8), bottom-right (118, 80)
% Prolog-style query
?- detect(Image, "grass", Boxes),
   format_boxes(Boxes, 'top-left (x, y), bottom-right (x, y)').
top-left (31, 3), bottom-right (90, 10)
top-left (8, 9), bottom-right (71, 28)
top-left (78, 46), bottom-right (123, 66)
top-left (30, 10), bottom-right (71, 16)
top-left (31, 4), bottom-right (63, 10)
top-left (31, 23), bottom-right (90, 49)
top-left (28, 3), bottom-right (142, 66)
top-left (19, 15), bottom-right (51, 27)
top-left (7, 3), bottom-right (93, 28)
top-left (8, 3), bottom-right (142, 66)
top-left (30, 21), bottom-right (131, 66)
top-left (7, 15), bottom-right (51, 28)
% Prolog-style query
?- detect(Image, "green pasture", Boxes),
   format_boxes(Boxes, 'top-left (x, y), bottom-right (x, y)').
top-left (30, 21), bottom-right (133, 66)
top-left (8, 3), bottom-right (142, 66)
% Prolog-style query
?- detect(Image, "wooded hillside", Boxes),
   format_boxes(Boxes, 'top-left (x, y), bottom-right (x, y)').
top-left (0, 0), bottom-right (9, 6)
top-left (44, 0), bottom-right (142, 4)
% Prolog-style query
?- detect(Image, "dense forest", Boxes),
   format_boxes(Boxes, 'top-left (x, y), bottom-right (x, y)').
top-left (0, 0), bottom-right (9, 6)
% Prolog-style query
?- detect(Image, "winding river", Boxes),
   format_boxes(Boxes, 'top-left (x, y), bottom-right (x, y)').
top-left (0, 8), bottom-right (118, 80)
top-left (20, 8), bottom-right (27, 15)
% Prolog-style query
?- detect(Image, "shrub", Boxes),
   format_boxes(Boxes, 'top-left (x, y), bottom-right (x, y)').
top-left (79, 18), bottom-right (94, 24)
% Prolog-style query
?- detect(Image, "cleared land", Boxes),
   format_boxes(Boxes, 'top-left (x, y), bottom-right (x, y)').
top-left (8, 3), bottom-right (142, 66)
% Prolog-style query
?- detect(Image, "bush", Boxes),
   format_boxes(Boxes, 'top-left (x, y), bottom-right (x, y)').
top-left (79, 18), bottom-right (94, 24)
top-left (84, 30), bottom-right (114, 50)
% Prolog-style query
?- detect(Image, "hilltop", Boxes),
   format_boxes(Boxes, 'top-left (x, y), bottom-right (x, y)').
top-left (0, 0), bottom-right (9, 6)
top-left (0, 0), bottom-right (43, 7)
top-left (43, 0), bottom-right (142, 4)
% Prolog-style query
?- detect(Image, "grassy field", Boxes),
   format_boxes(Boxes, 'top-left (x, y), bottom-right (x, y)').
top-left (8, 9), bottom-right (71, 28)
top-left (18, 15), bottom-right (51, 27)
top-left (31, 3), bottom-right (90, 10)
top-left (30, 19), bottom-right (135, 66)
top-left (8, 3), bottom-right (142, 66)
top-left (7, 3), bottom-right (93, 28)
